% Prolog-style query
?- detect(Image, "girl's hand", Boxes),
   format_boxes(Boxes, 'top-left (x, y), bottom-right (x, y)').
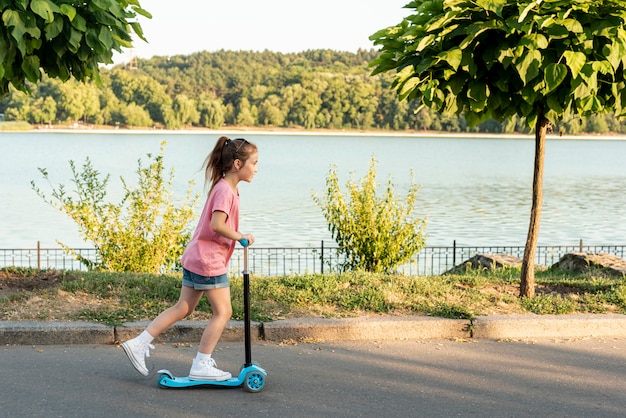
top-left (240, 233), bottom-right (255, 246)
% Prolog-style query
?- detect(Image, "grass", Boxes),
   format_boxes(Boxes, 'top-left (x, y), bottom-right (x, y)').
top-left (0, 121), bottom-right (32, 131)
top-left (1, 267), bottom-right (625, 326)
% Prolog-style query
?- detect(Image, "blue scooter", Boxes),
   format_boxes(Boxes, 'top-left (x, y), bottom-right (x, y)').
top-left (157, 240), bottom-right (267, 392)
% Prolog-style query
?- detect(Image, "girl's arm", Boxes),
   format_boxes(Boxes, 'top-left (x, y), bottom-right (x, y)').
top-left (211, 210), bottom-right (255, 244)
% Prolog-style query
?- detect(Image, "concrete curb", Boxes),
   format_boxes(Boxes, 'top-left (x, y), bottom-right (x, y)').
top-left (262, 316), bottom-right (469, 341)
top-left (0, 321), bottom-right (113, 345)
top-left (472, 314), bottom-right (626, 339)
top-left (1, 314), bottom-right (626, 346)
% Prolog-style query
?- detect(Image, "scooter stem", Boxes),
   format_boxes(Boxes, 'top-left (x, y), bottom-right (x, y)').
top-left (242, 242), bottom-right (252, 367)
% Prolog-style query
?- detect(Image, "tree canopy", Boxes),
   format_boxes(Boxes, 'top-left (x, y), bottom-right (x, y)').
top-left (0, 0), bottom-right (150, 94)
top-left (370, 0), bottom-right (626, 128)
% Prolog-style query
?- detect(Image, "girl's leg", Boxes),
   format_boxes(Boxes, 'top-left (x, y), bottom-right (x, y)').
top-left (188, 286), bottom-right (233, 380)
top-left (198, 286), bottom-right (233, 354)
top-left (122, 286), bottom-right (202, 376)
top-left (146, 285), bottom-right (203, 338)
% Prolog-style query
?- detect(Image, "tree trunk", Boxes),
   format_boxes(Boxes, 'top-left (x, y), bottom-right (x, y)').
top-left (520, 113), bottom-right (549, 298)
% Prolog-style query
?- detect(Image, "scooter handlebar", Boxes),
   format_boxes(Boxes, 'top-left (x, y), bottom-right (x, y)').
top-left (240, 238), bottom-right (249, 247)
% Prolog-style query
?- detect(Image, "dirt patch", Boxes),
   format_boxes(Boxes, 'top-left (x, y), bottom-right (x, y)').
top-left (0, 270), bottom-right (69, 296)
top-left (0, 270), bottom-right (102, 321)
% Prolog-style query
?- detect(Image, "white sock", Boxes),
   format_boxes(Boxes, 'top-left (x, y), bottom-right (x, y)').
top-left (138, 330), bottom-right (154, 344)
top-left (195, 352), bottom-right (212, 362)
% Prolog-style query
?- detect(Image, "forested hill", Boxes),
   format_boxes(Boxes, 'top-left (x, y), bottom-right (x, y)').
top-left (1, 49), bottom-right (624, 135)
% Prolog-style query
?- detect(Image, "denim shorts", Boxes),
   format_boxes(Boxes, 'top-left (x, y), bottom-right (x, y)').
top-left (182, 268), bottom-right (229, 290)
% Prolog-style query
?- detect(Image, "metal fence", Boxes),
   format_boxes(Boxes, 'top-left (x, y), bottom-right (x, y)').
top-left (0, 244), bottom-right (99, 272)
top-left (2, 241), bottom-right (625, 276)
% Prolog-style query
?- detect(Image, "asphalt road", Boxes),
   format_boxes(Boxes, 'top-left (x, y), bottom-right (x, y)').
top-left (2, 337), bottom-right (625, 417)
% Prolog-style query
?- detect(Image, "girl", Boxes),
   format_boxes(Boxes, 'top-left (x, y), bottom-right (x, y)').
top-left (122, 136), bottom-right (258, 380)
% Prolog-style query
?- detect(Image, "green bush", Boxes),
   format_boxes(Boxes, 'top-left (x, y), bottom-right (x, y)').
top-left (313, 156), bottom-right (426, 273)
top-left (31, 141), bottom-right (198, 273)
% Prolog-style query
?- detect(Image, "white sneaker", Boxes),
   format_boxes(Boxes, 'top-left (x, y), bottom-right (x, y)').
top-left (189, 357), bottom-right (232, 381)
top-left (121, 337), bottom-right (155, 376)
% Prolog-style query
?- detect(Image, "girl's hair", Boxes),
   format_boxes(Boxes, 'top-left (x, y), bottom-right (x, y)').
top-left (202, 136), bottom-right (257, 192)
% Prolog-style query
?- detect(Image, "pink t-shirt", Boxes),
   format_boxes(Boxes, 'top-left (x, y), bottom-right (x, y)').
top-left (181, 179), bottom-right (239, 276)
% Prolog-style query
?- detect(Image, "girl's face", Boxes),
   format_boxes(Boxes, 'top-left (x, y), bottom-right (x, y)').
top-left (238, 151), bottom-right (259, 183)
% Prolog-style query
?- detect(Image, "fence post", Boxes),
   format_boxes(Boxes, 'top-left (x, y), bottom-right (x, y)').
top-left (321, 240), bottom-right (324, 275)
top-left (452, 240), bottom-right (456, 267)
top-left (37, 241), bottom-right (41, 270)
top-left (579, 239), bottom-right (583, 253)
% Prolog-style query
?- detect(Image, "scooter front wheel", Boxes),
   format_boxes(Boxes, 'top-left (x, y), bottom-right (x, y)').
top-left (243, 370), bottom-right (265, 393)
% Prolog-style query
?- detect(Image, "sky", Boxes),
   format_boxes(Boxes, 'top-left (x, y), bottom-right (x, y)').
top-left (113, 0), bottom-right (410, 64)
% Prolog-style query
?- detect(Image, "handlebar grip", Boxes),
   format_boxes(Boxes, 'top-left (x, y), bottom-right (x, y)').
top-left (240, 238), bottom-right (249, 247)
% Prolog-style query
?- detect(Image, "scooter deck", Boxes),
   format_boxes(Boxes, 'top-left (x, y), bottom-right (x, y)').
top-left (157, 370), bottom-right (242, 388)
top-left (158, 365), bottom-right (267, 392)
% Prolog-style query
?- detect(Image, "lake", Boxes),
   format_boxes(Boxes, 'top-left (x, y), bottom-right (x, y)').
top-left (1, 130), bottom-right (625, 249)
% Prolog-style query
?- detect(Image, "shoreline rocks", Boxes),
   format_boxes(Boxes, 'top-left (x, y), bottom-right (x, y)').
top-left (447, 252), bottom-right (626, 277)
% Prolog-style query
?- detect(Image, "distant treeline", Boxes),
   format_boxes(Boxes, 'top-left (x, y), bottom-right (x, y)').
top-left (2, 49), bottom-right (626, 134)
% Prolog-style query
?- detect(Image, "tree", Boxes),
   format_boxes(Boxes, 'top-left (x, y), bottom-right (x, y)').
top-left (2, 89), bottom-right (30, 120)
top-left (98, 87), bottom-right (122, 126)
top-left (29, 96), bottom-right (56, 125)
top-left (370, 0), bottom-right (626, 297)
top-left (170, 94), bottom-right (199, 127)
top-left (109, 69), bottom-right (170, 123)
top-left (344, 78), bottom-right (378, 129)
top-left (257, 94), bottom-right (284, 127)
top-left (374, 83), bottom-right (411, 130)
top-left (119, 102), bottom-right (152, 127)
top-left (197, 95), bottom-right (225, 128)
top-left (56, 79), bottom-right (100, 123)
top-left (313, 156), bottom-right (426, 273)
top-left (1, 0), bottom-right (150, 95)
top-left (320, 77), bottom-right (351, 129)
top-left (235, 97), bottom-right (256, 126)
